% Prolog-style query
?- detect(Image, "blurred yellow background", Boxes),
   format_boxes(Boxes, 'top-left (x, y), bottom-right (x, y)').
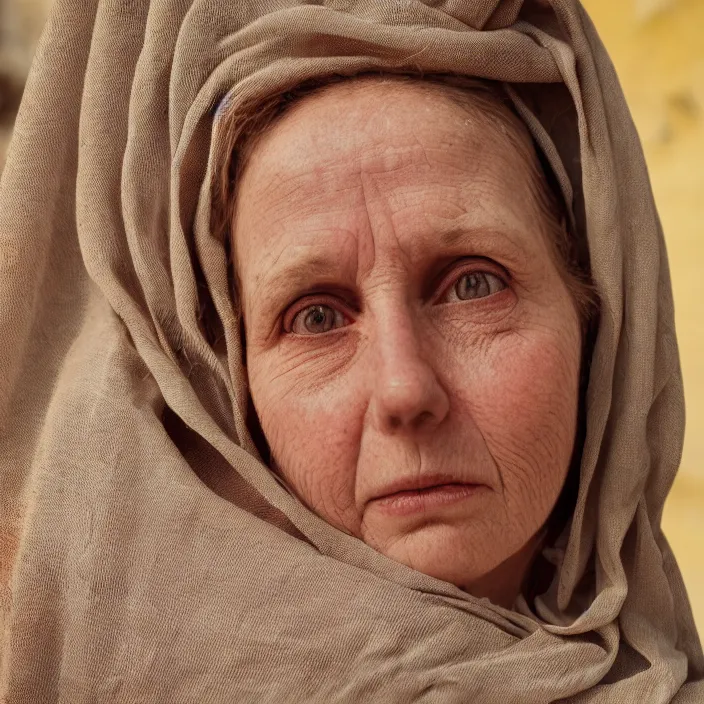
top-left (0, 0), bottom-right (701, 633)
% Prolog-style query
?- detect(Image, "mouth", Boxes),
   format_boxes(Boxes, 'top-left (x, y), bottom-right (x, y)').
top-left (369, 475), bottom-right (486, 517)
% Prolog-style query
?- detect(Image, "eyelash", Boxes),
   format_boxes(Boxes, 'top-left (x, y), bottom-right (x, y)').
top-left (282, 261), bottom-right (509, 335)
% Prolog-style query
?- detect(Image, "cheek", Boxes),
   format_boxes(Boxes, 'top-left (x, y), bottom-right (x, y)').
top-left (247, 355), bottom-right (364, 534)
top-left (456, 312), bottom-right (581, 528)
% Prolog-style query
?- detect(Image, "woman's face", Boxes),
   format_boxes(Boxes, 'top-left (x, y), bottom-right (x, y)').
top-left (233, 80), bottom-right (582, 606)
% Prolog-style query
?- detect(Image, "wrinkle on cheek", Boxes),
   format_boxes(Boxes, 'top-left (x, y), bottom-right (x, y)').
top-left (265, 414), bottom-right (361, 534)
top-left (251, 367), bottom-right (364, 537)
top-left (302, 467), bottom-right (354, 533)
top-left (305, 462), bottom-right (361, 536)
top-left (494, 444), bottom-right (549, 529)
top-left (252, 339), bottom-right (357, 397)
top-left (479, 327), bottom-right (580, 526)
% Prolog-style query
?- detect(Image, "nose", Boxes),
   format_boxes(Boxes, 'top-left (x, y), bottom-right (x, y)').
top-left (369, 305), bottom-right (450, 435)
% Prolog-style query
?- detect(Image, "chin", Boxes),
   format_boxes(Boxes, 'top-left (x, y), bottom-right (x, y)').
top-left (369, 520), bottom-right (539, 607)
top-left (375, 522), bottom-right (507, 588)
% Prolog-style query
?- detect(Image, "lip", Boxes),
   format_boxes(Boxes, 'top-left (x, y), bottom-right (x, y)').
top-left (367, 474), bottom-right (487, 517)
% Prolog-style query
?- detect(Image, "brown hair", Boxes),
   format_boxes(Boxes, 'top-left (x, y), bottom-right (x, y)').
top-left (212, 71), bottom-right (597, 331)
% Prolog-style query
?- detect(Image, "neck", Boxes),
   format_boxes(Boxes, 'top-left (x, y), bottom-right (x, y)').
top-left (463, 529), bottom-right (546, 609)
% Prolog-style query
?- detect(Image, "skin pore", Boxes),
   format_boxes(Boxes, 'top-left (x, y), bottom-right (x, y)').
top-left (232, 78), bottom-right (582, 608)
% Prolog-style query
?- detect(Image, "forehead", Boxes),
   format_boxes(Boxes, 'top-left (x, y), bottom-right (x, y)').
top-left (233, 80), bottom-right (542, 286)
top-left (238, 80), bottom-right (529, 193)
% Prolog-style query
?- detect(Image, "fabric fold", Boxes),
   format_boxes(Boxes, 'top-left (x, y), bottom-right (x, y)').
top-left (1, 0), bottom-right (702, 700)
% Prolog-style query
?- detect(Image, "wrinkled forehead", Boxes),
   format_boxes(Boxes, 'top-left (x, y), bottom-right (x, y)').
top-left (238, 78), bottom-right (534, 191)
top-left (232, 78), bottom-right (542, 256)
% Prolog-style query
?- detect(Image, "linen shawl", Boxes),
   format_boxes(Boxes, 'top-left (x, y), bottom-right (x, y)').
top-left (1, 0), bottom-right (702, 701)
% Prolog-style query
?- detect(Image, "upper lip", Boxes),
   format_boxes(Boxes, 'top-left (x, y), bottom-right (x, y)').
top-left (368, 472), bottom-right (481, 503)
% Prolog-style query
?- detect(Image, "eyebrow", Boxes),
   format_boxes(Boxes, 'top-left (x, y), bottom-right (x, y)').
top-left (250, 252), bottom-right (354, 321)
top-left (249, 224), bottom-right (529, 322)
top-left (436, 223), bottom-right (530, 267)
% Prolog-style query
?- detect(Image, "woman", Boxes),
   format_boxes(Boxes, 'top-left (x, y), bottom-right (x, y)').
top-left (217, 72), bottom-right (597, 609)
top-left (0, 0), bottom-right (701, 701)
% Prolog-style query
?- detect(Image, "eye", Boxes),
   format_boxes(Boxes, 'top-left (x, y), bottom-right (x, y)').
top-left (290, 304), bottom-right (348, 335)
top-left (444, 270), bottom-right (506, 303)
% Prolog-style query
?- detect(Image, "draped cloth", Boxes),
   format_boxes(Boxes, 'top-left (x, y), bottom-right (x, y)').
top-left (1, 0), bottom-right (702, 700)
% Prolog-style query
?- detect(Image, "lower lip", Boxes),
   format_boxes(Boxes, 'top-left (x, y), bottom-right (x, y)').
top-left (371, 483), bottom-right (484, 517)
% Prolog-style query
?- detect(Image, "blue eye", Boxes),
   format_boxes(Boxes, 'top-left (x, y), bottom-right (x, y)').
top-left (451, 271), bottom-right (506, 301)
top-left (291, 304), bottom-right (347, 335)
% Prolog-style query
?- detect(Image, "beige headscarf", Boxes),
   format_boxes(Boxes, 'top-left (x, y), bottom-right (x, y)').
top-left (1, 0), bottom-right (702, 701)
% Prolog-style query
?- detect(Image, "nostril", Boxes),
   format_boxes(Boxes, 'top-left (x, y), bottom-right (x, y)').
top-left (388, 415), bottom-right (402, 431)
top-left (414, 411), bottom-right (434, 428)
top-left (386, 410), bottom-right (434, 432)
